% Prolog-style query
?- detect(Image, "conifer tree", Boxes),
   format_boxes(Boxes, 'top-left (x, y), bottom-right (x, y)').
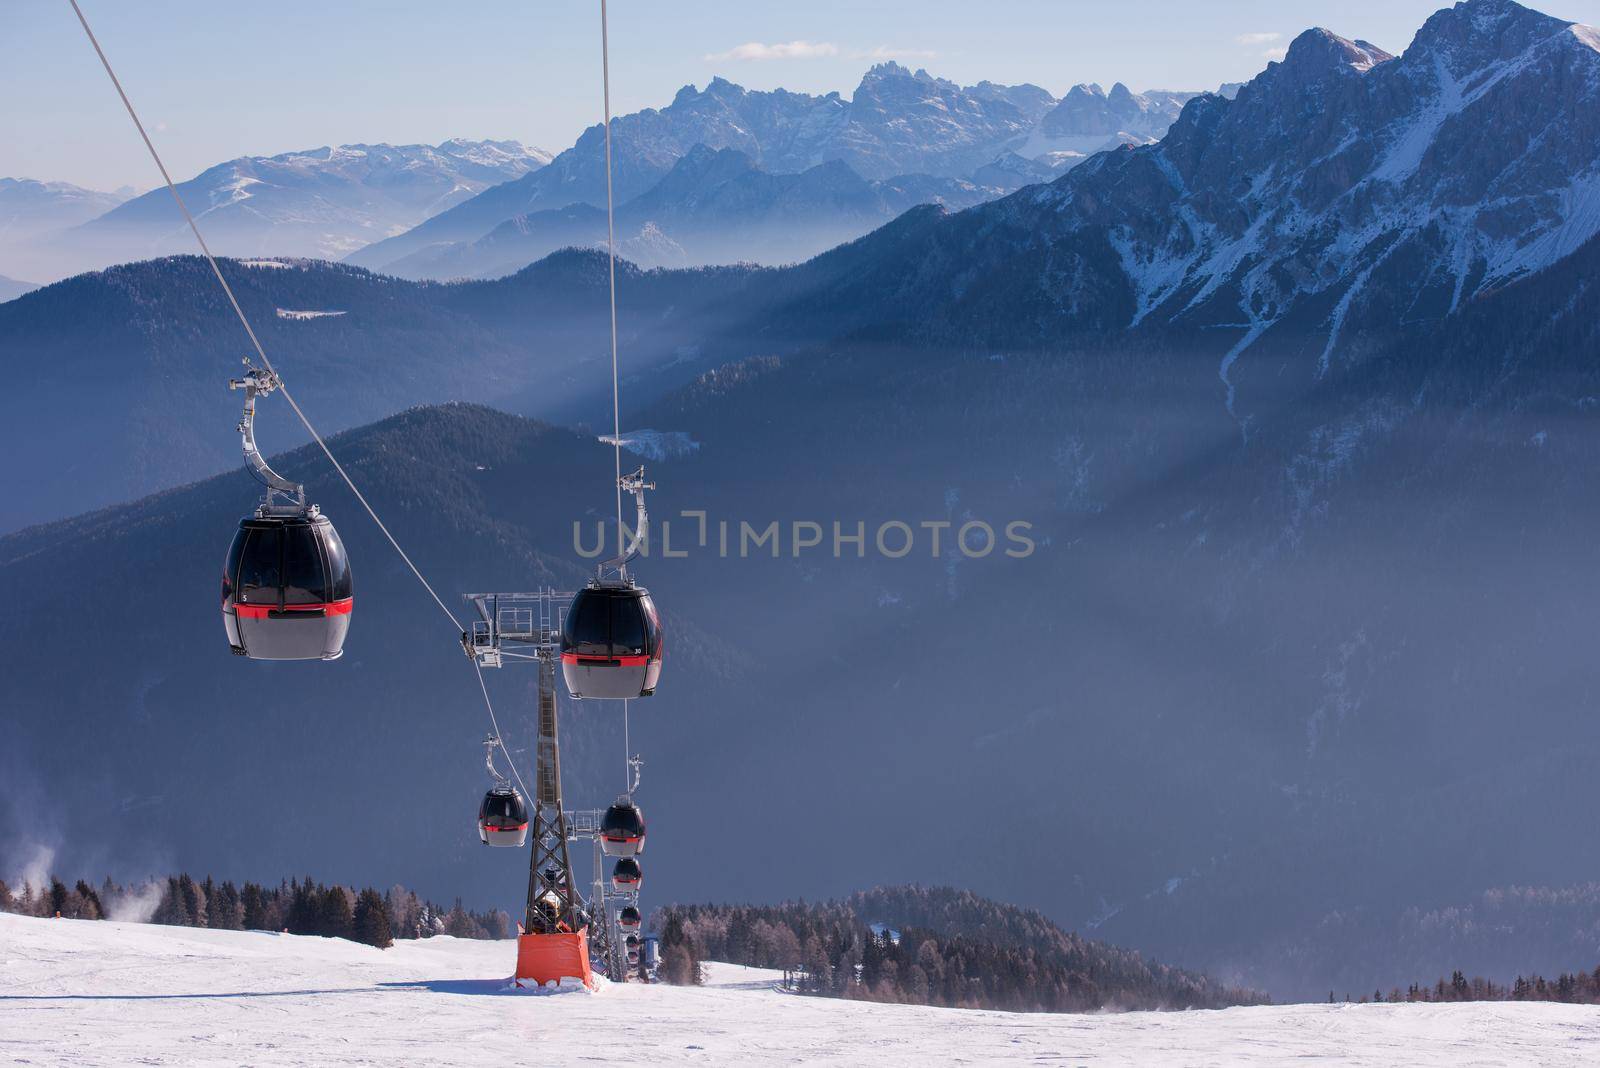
top-left (242, 883), bottom-right (267, 930)
top-left (317, 886), bottom-right (354, 939)
top-left (352, 889), bottom-right (394, 949)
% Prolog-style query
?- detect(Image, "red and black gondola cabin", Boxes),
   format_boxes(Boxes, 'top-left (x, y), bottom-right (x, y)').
top-left (599, 797), bottom-right (646, 857)
top-left (560, 583), bottom-right (663, 700)
top-left (478, 786), bottom-right (529, 848)
top-left (222, 513), bottom-right (352, 661)
top-left (612, 856), bottom-right (643, 892)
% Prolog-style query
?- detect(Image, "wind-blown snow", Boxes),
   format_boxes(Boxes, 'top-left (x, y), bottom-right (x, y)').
top-left (3, 914), bottom-right (1598, 1066)
top-left (275, 308), bottom-right (347, 321)
top-left (598, 429), bottom-right (701, 461)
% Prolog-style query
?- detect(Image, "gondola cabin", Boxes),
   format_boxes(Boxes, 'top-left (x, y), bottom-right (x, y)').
top-left (600, 797), bottom-right (646, 857)
top-left (617, 905), bottom-right (641, 930)
top-left (222, 513), bottom-right (352, 660)
top-left (612, 857), bottom-right (642, 892)
top-left (478, 786), bottom-right (528, 847)
top-left (560, 582), bottom-right (663, 699)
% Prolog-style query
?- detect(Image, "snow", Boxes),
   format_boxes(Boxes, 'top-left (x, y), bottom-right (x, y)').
top-left (598, 429), bottom-right (700, 461)
top-left (275, 308), bottom-right (347, 321)
top-left (4, 913), bottom-right (1600, 1066)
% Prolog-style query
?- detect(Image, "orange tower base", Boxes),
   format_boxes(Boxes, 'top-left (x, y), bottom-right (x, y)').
top-left (514, 930), bottom-right (596, 990)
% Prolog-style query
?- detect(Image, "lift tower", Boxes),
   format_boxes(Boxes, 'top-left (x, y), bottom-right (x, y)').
top-left (464, 588), bottom-right (594, 989)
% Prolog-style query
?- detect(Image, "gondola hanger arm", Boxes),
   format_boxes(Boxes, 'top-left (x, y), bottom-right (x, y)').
top-left (229, 358), bottom-right (307, 516)
top-left (601, 466), bottom-right (655, 576)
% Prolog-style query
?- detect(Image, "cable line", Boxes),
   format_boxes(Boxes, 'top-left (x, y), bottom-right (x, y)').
top-left (600, 0), bottom-right (625, 564)
top-left (476, 658), bottom-right (532, 801)
top-left (68, 0), bottom-right (527, 780)
top-left (69, 0), bottom-right (464, 636)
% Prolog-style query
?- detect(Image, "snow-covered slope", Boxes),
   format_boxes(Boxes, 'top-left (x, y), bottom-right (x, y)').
top-left (2, 913), bottom-right (1596, 1066)
top-left (1036, 0), bottom-right (1600, 372)
top-left (51, 139), bottom-right (550, 277)
top-left (774, 0), bottom-right (1600, 402)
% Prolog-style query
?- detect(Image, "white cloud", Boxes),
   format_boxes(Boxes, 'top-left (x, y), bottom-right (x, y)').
top-left (704, 40), bottom-right (839, 62)
top-left (702, 41), bottom-right (939, 64)
top-left (1263, 46), bottom-right (1289, 60)
top-left (851, 46), bottom-right (940, 61)
top-left (1236, 32), bottom-right (1283, 45)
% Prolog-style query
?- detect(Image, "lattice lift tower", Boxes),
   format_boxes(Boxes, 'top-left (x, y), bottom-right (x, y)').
top-left (463, 589), bottom-right (629, 987)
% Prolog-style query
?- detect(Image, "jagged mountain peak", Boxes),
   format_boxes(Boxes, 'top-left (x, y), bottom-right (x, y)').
top-left (1279, 27), bottom-right (1394, 77)
top-left (1410, 0), bottom-right (1576, 70)
top-left (860, 60), bottom-right (913, 82)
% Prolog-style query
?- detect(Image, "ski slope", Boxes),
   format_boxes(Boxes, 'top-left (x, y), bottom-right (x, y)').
top-left (1, 913), bottom-right (1596, 1066)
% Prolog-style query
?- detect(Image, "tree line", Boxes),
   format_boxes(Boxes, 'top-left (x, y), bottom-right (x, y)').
top-left (655, 885), bottom-right (1269, 1013)
top-left (1337, 966), bottom-right (1600, 1006)
top-left (0, 872), bottom-right (513, 950)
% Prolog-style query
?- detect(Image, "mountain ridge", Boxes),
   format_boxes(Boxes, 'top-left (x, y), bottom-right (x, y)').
top-left (347, 64), bottom-right (1204, 272)
top-left (18, 140), bottom-right (550, 282)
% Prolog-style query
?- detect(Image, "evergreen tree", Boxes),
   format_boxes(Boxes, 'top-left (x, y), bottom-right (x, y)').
top-left (48, 879), bottom-right (69, 917)
top-left (242, 883), bottom-right (267, 930)
top-left (317, 886), bottom-right (354, 940)
top-left (352, 889), bottom-right (394, 949)
top-left (286, 880), bottom-right (318, 935)
top-left (152, 879), bottom-right (189, 927)
top-left (212, 882), bottom-right (244, 930)
top-left (177, 874), bottom-right (205, 927)
top-left (74, 880), bottom-right (104, 920)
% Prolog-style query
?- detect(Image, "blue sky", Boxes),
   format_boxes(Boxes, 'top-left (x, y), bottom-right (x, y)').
top-left (7, 0), bottom-right (1600, 190)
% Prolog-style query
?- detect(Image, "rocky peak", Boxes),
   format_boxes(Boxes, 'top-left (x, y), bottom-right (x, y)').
top-left (1279, 28), bottom-right (1393, 79)
top-left (1410, 0), bottom-right (1573, 76)
top-left (858, 61), bottom-right (913, 87)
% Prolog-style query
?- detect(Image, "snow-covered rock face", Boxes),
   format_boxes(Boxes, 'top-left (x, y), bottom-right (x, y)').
top-left (1038, 82), bottom-right (1197, 140)
top-left (833, 62), bottom-right (1043, 179)
top-left (1015, 0), bottom-right (1600, 372)
top-left (521, 63), bottom-right (1053, 207)
top-left (350, 65), bottom-right (1191, 272)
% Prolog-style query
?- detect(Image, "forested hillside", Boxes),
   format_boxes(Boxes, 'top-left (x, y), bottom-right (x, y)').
top-left (0, 871), bottom-right (511, 947)
top-left (655, 886), bottom-right (1267, 1012)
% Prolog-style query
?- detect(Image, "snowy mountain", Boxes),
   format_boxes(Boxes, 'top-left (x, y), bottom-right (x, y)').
top-left (766, 0), bottom-right (1600, 405)
top-left (4, 915), bottom-right (1598, 1066)
top-left (349, 64), bottom-right (1145, 271)
top-left (0, 178), bottom-right (131, 280)
top-left (383, 146), bottom-right (993, 278)
top-left (1019, 82), bottom-right (1202, 164)
top-left (52, 139), bottom-right (550, 277)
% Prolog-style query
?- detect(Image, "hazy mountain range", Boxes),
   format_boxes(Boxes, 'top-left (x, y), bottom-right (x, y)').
top-left (0, 178), bottom-right (132, 281)
top-left (3, 140), bottom-right (551, 282)
top-left (348, 64), bottom-right (1202, 275)
top-left (381, 145), bottom-right (993, 278)
top-left (6, 0), bottom-right (1600, 1002)
top-left (8, 64), bottom-right (1207, 284)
